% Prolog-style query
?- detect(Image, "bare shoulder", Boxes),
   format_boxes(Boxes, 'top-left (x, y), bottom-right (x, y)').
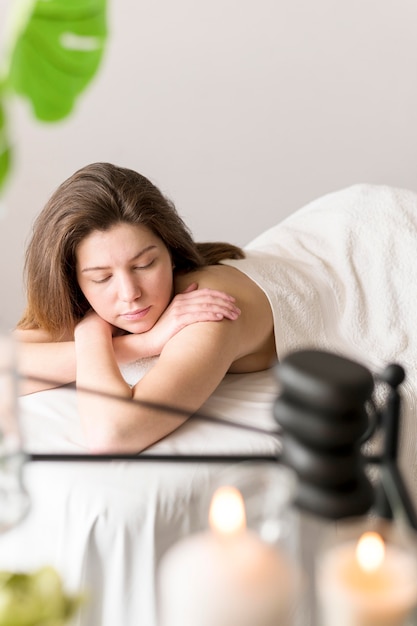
top-left (175, 264), bottom-right (276, 371)
top-left (175, 264), bottom-right (265, 302)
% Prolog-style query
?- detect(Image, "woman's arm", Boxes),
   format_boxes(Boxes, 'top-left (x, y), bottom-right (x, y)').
top-left (112, 283), bottom-right (240, 364)
top-left (74, 268), bottom-right (274, 453)
top-left (75, 313), bottom-right (244, 453)
top-left (15, 284), bottom-right (240, 395)
top-left (13, 329), bottom-right (76, 395)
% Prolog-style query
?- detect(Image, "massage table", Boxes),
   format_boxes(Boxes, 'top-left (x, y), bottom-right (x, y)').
top-left (1, 183), bottom-right (416, 625)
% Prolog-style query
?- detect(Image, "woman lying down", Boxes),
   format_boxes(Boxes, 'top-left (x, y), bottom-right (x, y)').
top-left (14, 162), bottom-right (276, 453)
top-left (15, 162), bottom-right (417, 456)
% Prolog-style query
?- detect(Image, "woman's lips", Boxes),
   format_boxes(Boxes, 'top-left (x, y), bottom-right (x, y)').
top-left (121, 306), bottom-right (151, 321)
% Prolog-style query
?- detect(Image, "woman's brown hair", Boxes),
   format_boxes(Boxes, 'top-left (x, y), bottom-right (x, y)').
top-left (18, 162), bottom-right (244, 339)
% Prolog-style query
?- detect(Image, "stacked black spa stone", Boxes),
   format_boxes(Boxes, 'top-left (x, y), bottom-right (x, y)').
top-left (274, 350), bottom-right (375, 519)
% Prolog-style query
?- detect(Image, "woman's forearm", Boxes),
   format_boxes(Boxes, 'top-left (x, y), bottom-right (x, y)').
top-left (16, 341), bottom-right (76, 395)
top-left (75, 328), bottom-right (130, 397)
top-left (15, 331), bottom-right (154, 395)
top-left (74, 316), bottom-right (135, 450)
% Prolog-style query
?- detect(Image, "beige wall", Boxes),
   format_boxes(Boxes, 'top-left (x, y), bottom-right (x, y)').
top-left (1, 0), bottom-right (417, 328)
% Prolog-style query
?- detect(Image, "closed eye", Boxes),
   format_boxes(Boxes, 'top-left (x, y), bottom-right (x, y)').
top-left (135, 259), bottom-right (155, 270)
top-left (92, 275), bottom-right (112, 284)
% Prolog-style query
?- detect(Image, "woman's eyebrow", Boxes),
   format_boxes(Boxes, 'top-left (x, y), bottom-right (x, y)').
top-left (81, 245), bottom-right (158, 273)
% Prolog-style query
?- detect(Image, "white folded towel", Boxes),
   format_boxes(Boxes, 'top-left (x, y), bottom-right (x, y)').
top-left (224, 183), bottom-right (417, 502)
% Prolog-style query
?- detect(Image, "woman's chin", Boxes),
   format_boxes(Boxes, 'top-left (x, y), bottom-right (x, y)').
top-left (118, 319), bottom-right (155, 335)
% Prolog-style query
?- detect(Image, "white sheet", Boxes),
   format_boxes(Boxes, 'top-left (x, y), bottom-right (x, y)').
top-left (1, 368), bottom-right (280, 626)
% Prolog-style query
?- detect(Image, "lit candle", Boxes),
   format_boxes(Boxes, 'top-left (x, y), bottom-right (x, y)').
top-left (158, 485), bottom-right (298, 626)
top-left (317, 530), bottom-right (417, 626)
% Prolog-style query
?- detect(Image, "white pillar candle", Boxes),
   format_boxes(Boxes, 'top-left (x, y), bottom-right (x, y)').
top-left (158, 485), bottom-right (298, 626)
top-left (317, 530), bottom-right (417, 626)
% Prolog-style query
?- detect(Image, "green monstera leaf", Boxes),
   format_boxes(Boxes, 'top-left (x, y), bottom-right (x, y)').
top-left (0, 99), bottom-right (12, 195)
top-left (6, 0), bottom-right (108, 121)
top-left (0, 0), bottom-right (107, 192)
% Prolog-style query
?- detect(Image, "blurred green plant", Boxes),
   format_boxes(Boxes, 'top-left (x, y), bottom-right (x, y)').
top-left (0, 566), bottom-right (85, 625)
top-left (0, 0), bottom-right (108, 194)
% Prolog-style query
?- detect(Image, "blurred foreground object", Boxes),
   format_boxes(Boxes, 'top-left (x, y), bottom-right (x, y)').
top-left (0, 333), bottom-right (30, 531)
top-left (0, 566), bottom-right (84, 625)
top-left (275, 349), bottom-right (414, 525)
top-left (0, 0), bottom-right (108, 193)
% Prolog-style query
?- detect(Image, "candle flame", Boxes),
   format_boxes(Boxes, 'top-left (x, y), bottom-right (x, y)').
top-left (209, 485), bottom-right (246, 535)
top-left (355, 531), bottom-right (385, 572)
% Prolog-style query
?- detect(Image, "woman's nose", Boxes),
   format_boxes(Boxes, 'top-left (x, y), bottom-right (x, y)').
top-left (118, 275), bottom-right (141, 302)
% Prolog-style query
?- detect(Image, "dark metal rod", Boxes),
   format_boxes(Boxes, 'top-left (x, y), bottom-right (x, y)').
top-left (27, 452), bottom-right (281, 463)
top-left (382, 462), bottom-right (417, 530)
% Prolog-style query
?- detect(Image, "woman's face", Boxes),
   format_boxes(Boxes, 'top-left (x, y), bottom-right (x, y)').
top-left (76, 223), bottom-right (174, 333)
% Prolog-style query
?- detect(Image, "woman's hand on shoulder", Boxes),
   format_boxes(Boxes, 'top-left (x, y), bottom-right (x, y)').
top-left (144, 282), bottom-right (241, 354)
